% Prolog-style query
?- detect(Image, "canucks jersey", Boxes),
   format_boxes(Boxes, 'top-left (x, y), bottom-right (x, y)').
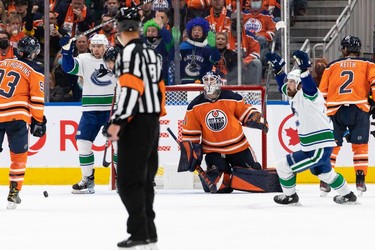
top-left (276, 72), bottom-right (336, 151)
top-left (68, 53), bottom-right (117, 112)
top-left (319, 57), bottom-right (375, 116)
top-left (0, 58), bottom-right (44, 124)
top-left (181, 90), bottom-right (259, 154)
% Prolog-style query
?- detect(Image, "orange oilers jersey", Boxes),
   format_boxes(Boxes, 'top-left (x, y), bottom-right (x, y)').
top-left (243, 12), bottom-right (275, 41)
top-left (0, 47), bottom-right (17, 61)
top-left (186, 0), bottom-right (211, 10)
top-left (0, 58), bottom-right (45, 124)
top-left (181, 90), bottom-right (259, 155)
top-left (319, 57), bottom-right (375, 116)
top-left (205, 8), bottom-right (231, 33)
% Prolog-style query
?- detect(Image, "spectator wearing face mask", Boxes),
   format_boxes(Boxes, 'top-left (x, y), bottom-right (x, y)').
top-left (242, 0), bottom-right (276, 65)
top-left (143, 16), bottom-right (174, 85)
top-left (0, 30), bottom-right (16, 60)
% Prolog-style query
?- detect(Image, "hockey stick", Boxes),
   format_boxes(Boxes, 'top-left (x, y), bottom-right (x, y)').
top-left (72, 0), bottom-right (153, 42)
top-left (102, 86), bottom-right (117, 167)
top-left (166, 127), bottom-right (217, 193)
top-left (264, 21), bottom-right (286, 114)
top-left (102, 140), bottom-right (111, 167)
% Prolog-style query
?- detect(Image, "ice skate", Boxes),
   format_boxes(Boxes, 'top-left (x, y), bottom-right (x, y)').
top-left (273, 193), bottom-right (300, 205)
top-left (117, 238), bottom-right (149, 249)
top-left (333, 191), bottom-right (357, 204)
top-left (319, 180), bottom-right (331, 197)
top-left (72, 170), bottom-right (95, 194)
top-left (7, 182), bottom-right (21, 210)
top-left (356, 170), bottom-right (366, 196)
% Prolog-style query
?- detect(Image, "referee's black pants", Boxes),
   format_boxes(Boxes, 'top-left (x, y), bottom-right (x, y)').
top-left (116, 113), bottom-right (160, 241)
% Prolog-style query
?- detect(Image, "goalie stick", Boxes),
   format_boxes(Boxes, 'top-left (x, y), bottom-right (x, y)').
top-left (166, 127), bottom-right (217, 193)
top-left (72, 0), bottom-right (153, 42)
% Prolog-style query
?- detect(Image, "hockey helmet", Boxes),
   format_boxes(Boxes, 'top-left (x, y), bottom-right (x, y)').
top-left (116, 7), bottom-right (141, 32)
top-left (287, 69), bottom-right (301, 86)
top-left (90, 34), bottom-right (109, 48)
top-left (17, 36), bottom-right (40, 59)
top-left (203, 71), bottom-right (222, 102)
top-left (104, 46), bottom-right (120, 62)
top-left (340, 35), bottom-right (361, 54)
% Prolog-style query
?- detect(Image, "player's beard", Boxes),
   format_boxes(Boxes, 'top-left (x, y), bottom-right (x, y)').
top-left (287, 88), bottom-right (297, 98)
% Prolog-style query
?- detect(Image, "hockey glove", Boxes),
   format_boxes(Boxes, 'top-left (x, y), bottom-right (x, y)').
top-left (265, 52), bottom-right (285, 75)
top-left (102, 121), bottom-right (112, 138)
top-left (293, 50), bottom-right (311, 72)
top-left (245, 111), bottom-right (268, 133)
top-left (30, 116), bottom-right (47, 137)
top-left (207, 31), bottom-right (216, 47)
top-left (59, 35), bottom-right (74, 54)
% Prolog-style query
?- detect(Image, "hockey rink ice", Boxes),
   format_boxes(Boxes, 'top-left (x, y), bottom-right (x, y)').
top-left (1, 184), bottom-right (374, 250)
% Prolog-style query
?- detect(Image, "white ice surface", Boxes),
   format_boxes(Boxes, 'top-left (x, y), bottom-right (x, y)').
top-left (0, 184), bottom-right (374, 250)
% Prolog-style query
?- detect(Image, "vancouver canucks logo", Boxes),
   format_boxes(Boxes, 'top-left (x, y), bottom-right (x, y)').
top-left (205, 109), bottom-right (227, 132)
top-left (185, 62), bottom-right (201, 77)
top-left (91, 64), bottom-right (113, 86)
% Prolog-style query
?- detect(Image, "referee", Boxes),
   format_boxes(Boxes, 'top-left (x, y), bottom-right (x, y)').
top-left (104, 6), bottom-right (166, 249)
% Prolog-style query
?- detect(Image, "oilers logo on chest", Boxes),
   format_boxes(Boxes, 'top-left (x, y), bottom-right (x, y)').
top-left (205, 109), bottom-right (227, 132)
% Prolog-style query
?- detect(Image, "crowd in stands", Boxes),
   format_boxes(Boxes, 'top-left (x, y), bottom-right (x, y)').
top-left (0, 0), bottom-right (308, 102)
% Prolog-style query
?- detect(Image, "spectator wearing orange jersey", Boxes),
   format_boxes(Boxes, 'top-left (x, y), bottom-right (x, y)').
top-left (98, 13), bottom-right (117, 47)
top-left (205, 0), bottom-right (231, 33)
top-left (7, 13), bottom-right (26, 48)
top-left (226, 0), bottom-right (276, 13)
top-left (242, 0), bottom-right (275, 64)
top-left (228, 13), bottom-right (262, 84)
top-left (59, 0), bottom-right (95, 37)
top-left (186, 0), bottom-right (211, 20)
top-left (0, 30), bottom-right (17, 60)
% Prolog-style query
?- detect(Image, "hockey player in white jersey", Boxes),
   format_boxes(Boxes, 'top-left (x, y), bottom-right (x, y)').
top-left (60, 34), bottom-right (117, 194)
top-left (266, 50), bottom-right (357, 205)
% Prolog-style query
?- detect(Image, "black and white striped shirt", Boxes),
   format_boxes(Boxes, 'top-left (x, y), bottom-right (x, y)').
top-left (112, 38), bottom-right (165, 125)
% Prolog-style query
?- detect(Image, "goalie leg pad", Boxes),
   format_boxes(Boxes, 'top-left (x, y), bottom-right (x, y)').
top-left (231, 167), bottom-right (282, 193)
top-left (177, 141), bottom-right (202, 172)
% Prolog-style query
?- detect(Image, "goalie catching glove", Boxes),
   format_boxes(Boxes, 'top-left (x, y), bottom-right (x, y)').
top-left (177, 141), bottom-right (203, 172)
top-left (245, 111), bottom-right (268, 133)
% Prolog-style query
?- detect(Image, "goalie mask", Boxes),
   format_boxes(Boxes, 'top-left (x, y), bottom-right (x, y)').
top-left (203, 72), bottom-right (222, 102)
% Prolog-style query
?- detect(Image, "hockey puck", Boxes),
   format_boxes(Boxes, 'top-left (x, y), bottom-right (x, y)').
top-left (43, 191), bottom-right (49, 198)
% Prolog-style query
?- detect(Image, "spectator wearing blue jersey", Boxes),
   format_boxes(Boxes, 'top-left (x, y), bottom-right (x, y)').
top-left (179, 17), bottom-right (220, 84)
